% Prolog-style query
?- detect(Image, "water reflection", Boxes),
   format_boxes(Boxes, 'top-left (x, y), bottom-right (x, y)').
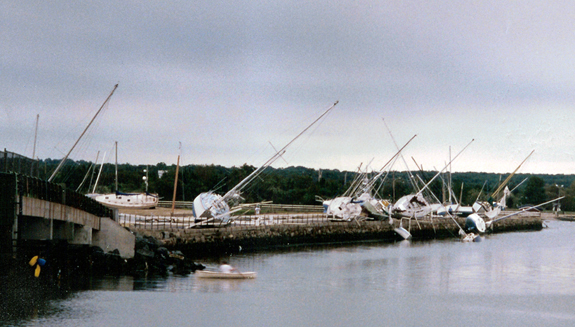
top-left (76, 225), bottom-right (575, 296)
top-left (74, 272), bottom-right (259, 293)
top-left (4, 221), bottom-right (575, 326)
top-left (193, 277), bottom-right (255, 292)
top-left (91, 275), bottom-right (137, 291)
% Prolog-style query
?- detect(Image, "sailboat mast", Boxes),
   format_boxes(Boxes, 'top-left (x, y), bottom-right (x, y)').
top-left (48, 84), bottom-right (118, 182)
top-left (222, 101), bottom-right (338, 199)
top-left (170, 142), bottom-right (182, 214)
top-left (449, 146), bottom-right (452, 203)
top-left (115, 141), bottom-right (118, 191)
top-left (490, 150), bottom-right (534, 199)
top-left (30, 114), bottom-right (39, 176)
top-left (77, 150), bottom-right (99, 192)
top-left (32, 114), bottom-right (39, 160)
top-left (364, 134), bottom-right (417, 192)
top-left (88, 151), bottom-right (100, 192)
top-left (93, 152), bottom-right (107, 194)
top-left (415, 139), bottom-right (474, 197)
top-left (145, 166), bottom-right (149, 192)
top-left (171, 155), bottom-right (180, 215)
top-left (382, 118), bottom-right (419, 192)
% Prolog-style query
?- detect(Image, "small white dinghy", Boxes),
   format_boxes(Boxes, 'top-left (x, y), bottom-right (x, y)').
top-left (195, 270), bottom-right (257, 279)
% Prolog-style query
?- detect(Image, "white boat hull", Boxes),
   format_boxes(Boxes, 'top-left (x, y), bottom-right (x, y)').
top-left (324, 197), bottom-right (362, 221)
top-left (394, 226), bottom-right (412, 240)
top-left (195, 270), bottom-right (257, 279)
top-left (94, 192), bottom-right (159, 209)
top-left (465, 213), bottom-right (486, 233)
top-left (391, 194), bottom-right (433, 219)
top-left (192, 192), bottom-right (231, 223)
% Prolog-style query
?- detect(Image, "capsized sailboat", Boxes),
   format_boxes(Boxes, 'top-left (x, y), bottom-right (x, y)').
top-left (190, 101), bottom-right (338, 227)
top-left (321, 134), bottom-right (417, 222)
top-left (436, 151), bottom-right (532, 219)
top-left (463, 196), bottom-right (564, 236)
top-left (387, 139), bottom-right (475, 219)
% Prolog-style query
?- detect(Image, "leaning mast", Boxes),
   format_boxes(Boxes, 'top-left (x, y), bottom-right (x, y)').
top-left (48, 84), bottom-right (118, 182)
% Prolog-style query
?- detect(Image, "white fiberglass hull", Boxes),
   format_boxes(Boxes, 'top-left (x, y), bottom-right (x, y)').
top-left (465, 213), bottom-right (486, 233)
top-left (324, 197), bottom-right (362, 221)
top-left (94, 192), bottom-right (159, 209)
top-left (192, 192), bottom-right (231, 223)
top-left (394, 226), bottom-right (412, 240)
top-left (391, 194), bottom-right (433, 219)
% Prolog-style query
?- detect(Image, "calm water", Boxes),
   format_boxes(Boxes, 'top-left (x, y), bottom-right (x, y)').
top-left (5, 220), bottom-right (575, 327)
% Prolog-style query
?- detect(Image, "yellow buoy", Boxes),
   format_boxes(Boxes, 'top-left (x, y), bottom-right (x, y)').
top-left (34, 265), bottom-right (41, 278)
top-left (29, 256), bottom-right (38, 266)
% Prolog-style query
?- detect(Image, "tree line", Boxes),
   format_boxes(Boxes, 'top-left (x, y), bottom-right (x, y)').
top-left (41, 159), bottom-right (575, 211)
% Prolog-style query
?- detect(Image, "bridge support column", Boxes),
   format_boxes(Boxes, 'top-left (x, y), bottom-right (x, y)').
top-left (0, 172), bottom-right (17, 259)
top-left (93, 218), bottom-right (135, 259)
top-left (69, 224), bottom-right (93, 245)
top-left (19, 216), bottom-right (52, 240)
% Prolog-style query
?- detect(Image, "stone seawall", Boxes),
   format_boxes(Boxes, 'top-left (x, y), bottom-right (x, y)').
top-left (131, 214), bottom-right (543, 259)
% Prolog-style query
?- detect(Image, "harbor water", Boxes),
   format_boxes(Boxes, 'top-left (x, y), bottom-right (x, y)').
top-left (4, 219), bottom-right (575, 327)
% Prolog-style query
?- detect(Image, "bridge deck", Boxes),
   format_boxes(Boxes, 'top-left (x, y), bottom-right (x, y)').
top-left (22, 197), bottom-right (101, 230)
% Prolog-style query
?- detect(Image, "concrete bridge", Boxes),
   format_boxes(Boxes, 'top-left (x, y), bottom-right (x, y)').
top-left (1, 151), bottom-right (135, 260)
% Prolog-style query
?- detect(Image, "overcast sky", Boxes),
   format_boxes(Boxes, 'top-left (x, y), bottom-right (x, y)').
top-left (3, 1), bottom-right (575, 175)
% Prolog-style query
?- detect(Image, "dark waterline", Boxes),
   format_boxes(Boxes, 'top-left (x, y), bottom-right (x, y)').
top-left (4, 220), bottom-right (575, 327)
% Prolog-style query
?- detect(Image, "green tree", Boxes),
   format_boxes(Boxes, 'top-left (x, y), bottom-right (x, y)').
top-left (520, 176), bottom-right (547, 207)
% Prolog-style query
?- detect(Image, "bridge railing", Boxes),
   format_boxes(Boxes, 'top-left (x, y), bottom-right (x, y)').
top-left (158, 201), bottom-right (324, 213)
top-left (1, 149), bottom-right (42, 178)
top-left (118, 202), bottom-right (332, 231)
top-left (118, 212), bottom-right (332, 231)
top-left (1, 172), bottom-right (112, 218)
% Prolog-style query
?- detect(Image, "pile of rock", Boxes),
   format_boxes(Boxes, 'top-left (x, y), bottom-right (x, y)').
top-left (89, 233), bottom-right (204, 276)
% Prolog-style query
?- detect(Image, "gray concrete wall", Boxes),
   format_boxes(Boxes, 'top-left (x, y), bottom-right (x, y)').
top-left (93, 218), bottom-right (135, 259)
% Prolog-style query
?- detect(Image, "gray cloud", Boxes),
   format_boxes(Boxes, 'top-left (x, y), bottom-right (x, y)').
top-left (2, 1), bottom-right (575, 174)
